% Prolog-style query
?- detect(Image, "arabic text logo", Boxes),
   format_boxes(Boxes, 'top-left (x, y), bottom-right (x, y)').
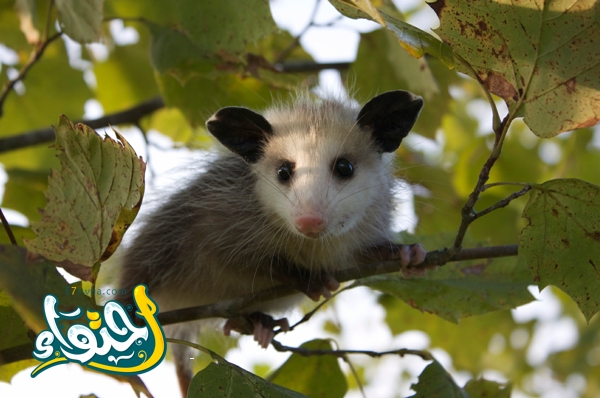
top-left (31, 285), bottom-right (166, 377)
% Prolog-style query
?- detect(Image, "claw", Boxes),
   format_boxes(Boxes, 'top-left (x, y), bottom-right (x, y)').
top-left (383, 243), bottom-right (429, 278)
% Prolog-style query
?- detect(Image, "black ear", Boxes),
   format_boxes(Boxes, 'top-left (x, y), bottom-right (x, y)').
top-left (357, 91), bottom-right (423, 153)
top-left (206, 107), bottom-right (273, 163)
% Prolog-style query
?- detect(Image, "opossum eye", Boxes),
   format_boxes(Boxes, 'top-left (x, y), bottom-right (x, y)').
top-left (277, 161), bottom-right (294, 182)
top-left (335, 158), bottom-right (354, 178)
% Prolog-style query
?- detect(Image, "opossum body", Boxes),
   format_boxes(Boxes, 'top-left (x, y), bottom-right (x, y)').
top-left (118, 90), bottom-right (426, 394)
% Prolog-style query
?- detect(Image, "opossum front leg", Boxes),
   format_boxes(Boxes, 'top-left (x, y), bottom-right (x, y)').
top-left (364, 243), bottom-right (429, 277)
top-left (223, 313), bottom-right (290, 348)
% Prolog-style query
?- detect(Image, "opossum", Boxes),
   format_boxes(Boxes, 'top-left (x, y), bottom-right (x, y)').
top-left (117, 90), bottom-right (426, 394)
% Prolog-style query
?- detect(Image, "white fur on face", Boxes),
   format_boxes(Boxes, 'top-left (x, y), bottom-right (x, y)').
top-left (252, 97), bottom-right (391, 239)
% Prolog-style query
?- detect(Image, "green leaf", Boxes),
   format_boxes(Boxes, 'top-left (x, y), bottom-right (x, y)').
top-left (463, 378), bottom-right (512, 398)
top-left (140, 107), bottom-right (204, 148)
top-left (0, 40), bottom-right (92, 139)
top-left (520, 178), bottom-right (600, 321)
top-left (2, 168), bottom-right (49, 223)
top-left (156, 72), bottom-right (296, 128)
top-left (269, 340), bottom-right (348, 398)
top-left (55, 0), bottom-right (104, 43)
top-left (0, 245), bottom-right (96, 335)
top-left (0, 359), bottom-right (38, 383)
top-left (0, 291), bottom-right (30, 352)
top-left (359, 234), bottom-right (534, 323)
top-left (408, 359), bottom-right (467, 398)
top-left (24, 116), bottom-right (145, 269)
top-left (0, 226), bottom-right (36, 246)
top-left (94, 26), bottom-right (159, 114)
top-left (246, 29), bottom-right (316, 90)
top-left (328, 0), bottom-right (454, 68)
top-left (108, 0), bottom-right (278, 82)
top-left (14, 0), bottom-right (41, 45)
top-left (147, 23), bottom-right (218, 82)
top-left (429, 0), bottom-right (600, 137)
top-left (188, 350), bottom-right (308, 398)
top-left (350, 29), bottom-right (449, 138)
top-left (2, 0), bottom-right (40, 52)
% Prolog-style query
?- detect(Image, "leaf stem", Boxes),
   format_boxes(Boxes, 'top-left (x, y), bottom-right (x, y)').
top-left (483, 181), bottom-right (535, 191)
top-left (0, 208), bottom-right (18, 246)
top-left (454, 54), bottom-right (501, 133)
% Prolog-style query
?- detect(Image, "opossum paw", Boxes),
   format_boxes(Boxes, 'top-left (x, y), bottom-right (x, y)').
top-left (387, 243), bottom-right (430, 278)
top-left (251, 313), bottom-right (290, 348)
top-left (223, 313), bottom-right (289, 349)
top-left (306, 274), bottom-right (340, 302)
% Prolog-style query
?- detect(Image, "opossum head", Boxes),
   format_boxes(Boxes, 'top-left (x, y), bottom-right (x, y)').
top-left (206, 91), bottom-right (423, 239)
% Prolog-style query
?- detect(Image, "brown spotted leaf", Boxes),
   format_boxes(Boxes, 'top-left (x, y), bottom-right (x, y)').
top-left (520, 179), bottom-right (600, 321)
top-left (429, 0), bottom-right (600, 137)
top-left (24, 116), bottom-right (145, 271)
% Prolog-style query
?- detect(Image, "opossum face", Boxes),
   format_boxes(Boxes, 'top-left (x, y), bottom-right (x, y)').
top-left (207, 91), bottom-right (423, 239)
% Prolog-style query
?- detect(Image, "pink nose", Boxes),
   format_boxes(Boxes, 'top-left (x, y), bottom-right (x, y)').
top-left (294, 214), bottom-right (326, 237)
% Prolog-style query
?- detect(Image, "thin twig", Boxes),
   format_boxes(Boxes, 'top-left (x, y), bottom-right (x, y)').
top-left (343, 356), bottom-right (367, 398)
top-left (472, 185), bottom-right (532, 221)
top-left (0, 32), bottom-right (63, 118)
top-left (0, 208), bottom-right (17, 246)
top-left (275, 286), bottom-right (350, 335)
top-left (271, 339), bottom-right (433, 361)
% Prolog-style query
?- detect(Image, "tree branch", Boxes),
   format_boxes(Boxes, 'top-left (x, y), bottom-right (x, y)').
top-left (0, 32), bottom-right (63, 118)
top-left (275, 61), bottom-right (351, 73)
top-left (451, 115), bottom-right (511, 252)
top-left (0, 97), bottom-right (165, 153)
top-left (270, 339), bottom-right (433, 361)
top-left (157, 244), bottom-right (519, 326)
